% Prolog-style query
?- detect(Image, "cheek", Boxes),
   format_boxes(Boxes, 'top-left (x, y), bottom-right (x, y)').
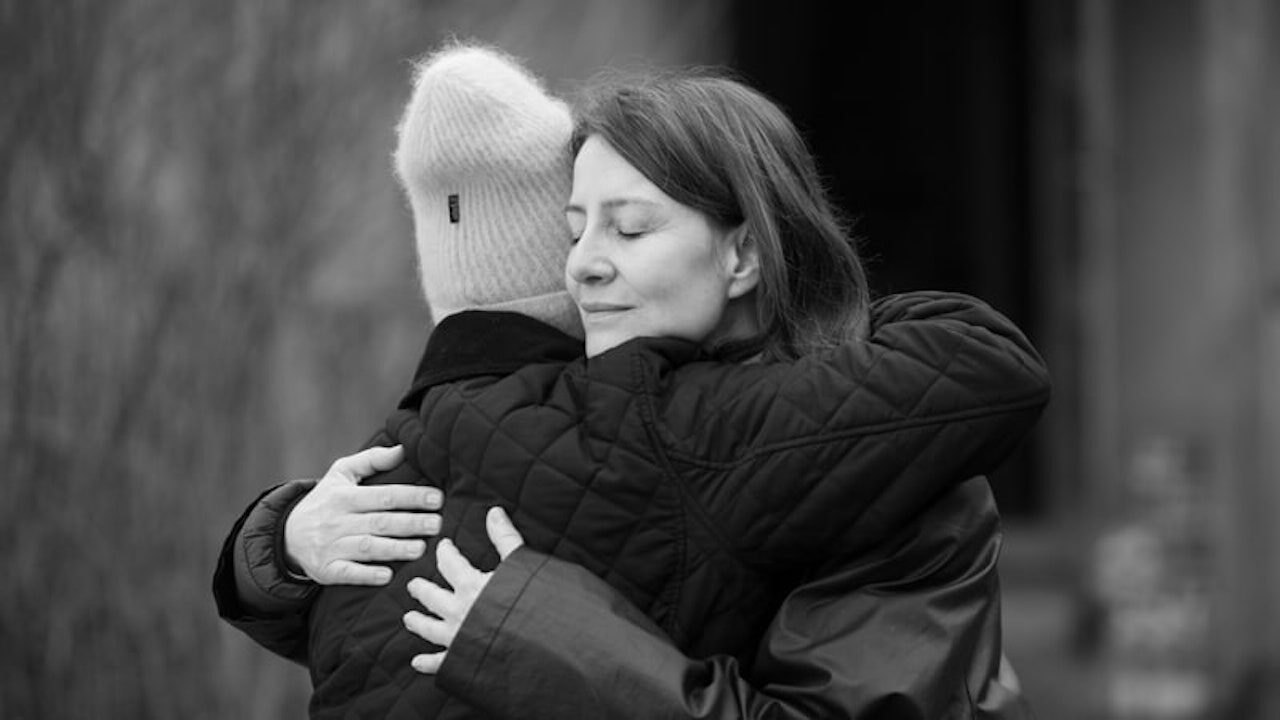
top-left (658, 268), bottom-right (732, 337)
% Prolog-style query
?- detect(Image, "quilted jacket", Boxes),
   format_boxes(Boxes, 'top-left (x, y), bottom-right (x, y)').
top-left (433, 476), bottom-right (1032, 719)
top-left (303, 290), bottom-right (1050, 719)
top-left (213, 476), bottom-right (1032, 718)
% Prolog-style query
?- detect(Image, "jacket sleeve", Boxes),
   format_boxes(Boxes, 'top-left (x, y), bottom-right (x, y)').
top-left (435, 477), bottom-right (1033, 719)
top-left (649, 291), bottom-right (1052, 560)
top-left (212, 425), bottom-right (405, 664)
top-left (212, 478), bottom-right (319, 665)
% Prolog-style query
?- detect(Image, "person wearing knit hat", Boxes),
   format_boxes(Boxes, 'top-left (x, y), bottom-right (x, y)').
top-left (213, 41), bottom-right (1042, 720)
top-left (393, 42), bottom-right (581, 337)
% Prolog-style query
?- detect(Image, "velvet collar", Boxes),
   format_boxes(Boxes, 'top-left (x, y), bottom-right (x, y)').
top-left (397, 311), bottom-right (584, 410)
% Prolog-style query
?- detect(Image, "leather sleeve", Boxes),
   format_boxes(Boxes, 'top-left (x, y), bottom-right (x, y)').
top-left (212, 478), bottom-right (319, 665)
top-left (436, 477), bottom-right (1033, 719)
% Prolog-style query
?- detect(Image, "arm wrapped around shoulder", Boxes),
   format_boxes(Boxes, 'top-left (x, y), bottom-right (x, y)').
top-left (647, 290), bottom-right (1051, 561)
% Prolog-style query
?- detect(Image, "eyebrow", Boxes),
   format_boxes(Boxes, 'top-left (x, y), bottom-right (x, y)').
top-left (564, 198), bottom-right (662, 215)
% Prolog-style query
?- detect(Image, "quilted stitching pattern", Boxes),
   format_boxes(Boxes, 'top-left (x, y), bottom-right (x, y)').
top-left (647, 294), bottom-right (1049, 562)
top-left (308, 291), bottom-right (1050, 718)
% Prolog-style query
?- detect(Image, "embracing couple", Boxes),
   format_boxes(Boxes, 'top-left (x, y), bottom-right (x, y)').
top-left (214, 41), bottom-right (1050, 719)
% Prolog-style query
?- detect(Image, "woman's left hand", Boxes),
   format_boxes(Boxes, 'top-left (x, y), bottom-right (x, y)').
top-left (403, 506), bottom-right (525, 674)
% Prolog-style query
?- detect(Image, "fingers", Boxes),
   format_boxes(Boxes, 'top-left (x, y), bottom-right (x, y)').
top-left (403, 610), bottom-right (453, 648)
top-left (486, 507), bottom-right (525, 560)
top-left (362, 511), bottom-right (441, 538)
top-left (349, 484), bottom-right (442, 513)
top-left (327, 445), bottom-right (406, 484)
top-left (315, 560), bottom-right (393, 586)
top-left (435, 538), bottom-right (485, 594)
top-left (406, 577), bottom-right (461, 621)
top-left (410, 651), bottom-right (446, 675)
top-left (332, 534), bottom-right (426, 563)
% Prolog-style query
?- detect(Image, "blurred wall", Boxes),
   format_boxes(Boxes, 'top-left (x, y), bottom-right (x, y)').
top-left (0, 2), bottom-right (729, 718)
top-left (1064, 0), bottom-right (1280, 716)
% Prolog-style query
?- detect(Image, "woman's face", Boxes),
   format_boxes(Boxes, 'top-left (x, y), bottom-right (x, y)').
top-left (565, 136), bottom-right (755, 358)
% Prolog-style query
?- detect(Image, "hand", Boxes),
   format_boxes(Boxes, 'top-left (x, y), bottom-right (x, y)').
top-left (403, 507), bottom-right (525, 674)
top-left (284, 445), bottom-right (443, 585)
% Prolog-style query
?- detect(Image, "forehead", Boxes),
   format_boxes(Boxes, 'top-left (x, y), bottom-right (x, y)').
top-left (569, 136), bottom-right (664, 203)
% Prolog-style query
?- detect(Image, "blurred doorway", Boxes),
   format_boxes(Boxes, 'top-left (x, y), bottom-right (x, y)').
top-left (730, 1), bottom-right (1040, 517)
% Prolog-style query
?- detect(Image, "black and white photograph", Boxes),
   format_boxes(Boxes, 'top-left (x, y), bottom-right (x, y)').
top-left (4, 1), bottom-right (1278, 718)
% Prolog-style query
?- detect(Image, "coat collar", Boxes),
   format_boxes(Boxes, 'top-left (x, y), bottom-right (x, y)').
top-left (397, 311), bottom-right (584, 410)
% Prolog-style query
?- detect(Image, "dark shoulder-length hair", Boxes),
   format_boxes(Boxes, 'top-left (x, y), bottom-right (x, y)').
top-left (569, 67), bottom-right (869, 361)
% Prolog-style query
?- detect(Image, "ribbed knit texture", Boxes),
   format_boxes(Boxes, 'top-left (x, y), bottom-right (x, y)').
top-left (394, 44), bottom-right (582, 338)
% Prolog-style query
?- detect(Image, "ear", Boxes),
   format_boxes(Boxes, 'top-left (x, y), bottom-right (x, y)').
top-left (723, 224), bottom-right (760, 300)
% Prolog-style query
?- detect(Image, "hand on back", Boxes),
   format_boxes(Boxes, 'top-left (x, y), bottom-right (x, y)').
top-left (403, 506), bottom-right (526, 674)
top-left (284, 445), bottom-right (442, 585)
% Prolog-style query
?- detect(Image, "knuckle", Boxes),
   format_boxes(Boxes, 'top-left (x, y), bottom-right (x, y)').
top-left (314, 489), bottom-right (341, 510)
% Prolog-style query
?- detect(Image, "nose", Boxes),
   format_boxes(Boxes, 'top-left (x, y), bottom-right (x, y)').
top-left (565, 230), bottom-right (616, 286)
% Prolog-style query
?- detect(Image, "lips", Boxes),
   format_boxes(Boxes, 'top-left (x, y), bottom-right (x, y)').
top-left (578, 302), bottom-right (633, 315)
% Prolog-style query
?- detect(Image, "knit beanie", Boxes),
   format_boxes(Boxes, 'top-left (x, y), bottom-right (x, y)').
top-left (393, 42), bottom-right (582, 338)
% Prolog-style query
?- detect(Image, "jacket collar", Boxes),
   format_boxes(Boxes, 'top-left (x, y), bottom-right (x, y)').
top-left (397, 310), bottom-right (584, 410)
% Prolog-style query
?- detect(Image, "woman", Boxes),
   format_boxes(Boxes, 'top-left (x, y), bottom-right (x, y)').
top-left (214, 45), bottom-right (1045, 719)
top-left (390, 68), bottom-right (1044, 719)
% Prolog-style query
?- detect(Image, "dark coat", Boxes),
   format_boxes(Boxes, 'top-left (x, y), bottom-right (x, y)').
top-left (300, 291), bottom-right (1049, 719)
top-left (435, 475), bottom-right (1032, 719)
top-left (213, 476), bottom-right (1035, 718)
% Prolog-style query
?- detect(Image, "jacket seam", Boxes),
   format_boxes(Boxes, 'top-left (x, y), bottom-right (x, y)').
top-left (632, 352), bottom-right (745, 584)
top-left (663, 392), bottom-right (1049, 470)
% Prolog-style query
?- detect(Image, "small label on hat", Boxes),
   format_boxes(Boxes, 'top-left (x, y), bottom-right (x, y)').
top-left (448, 194), bottom-right (460, 223)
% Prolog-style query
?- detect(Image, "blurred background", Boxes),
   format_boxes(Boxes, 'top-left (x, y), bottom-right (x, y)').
top-left (3, 0), bottom-right (1277, 717)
